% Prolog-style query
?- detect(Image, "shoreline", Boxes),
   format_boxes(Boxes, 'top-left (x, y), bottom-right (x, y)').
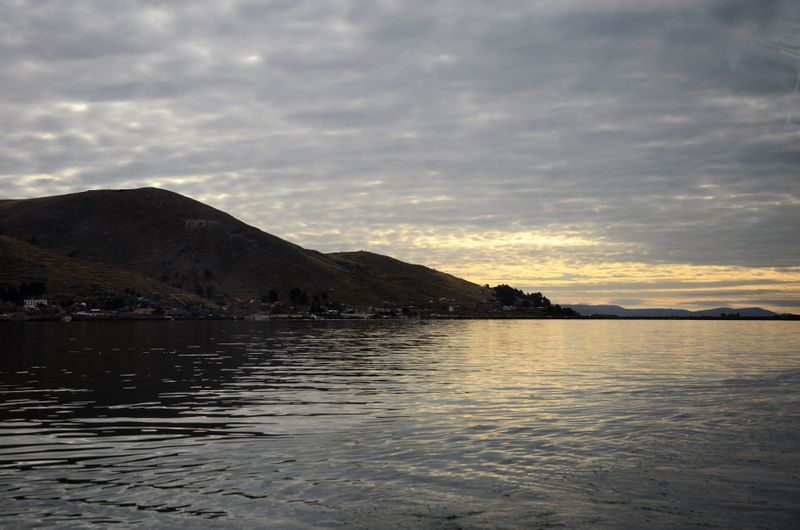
top-left (2, 314), bottom-right (798, 322)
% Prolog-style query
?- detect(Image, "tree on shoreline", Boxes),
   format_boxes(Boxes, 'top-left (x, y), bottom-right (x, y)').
top-left (491, 284), bottom-right (577, 316)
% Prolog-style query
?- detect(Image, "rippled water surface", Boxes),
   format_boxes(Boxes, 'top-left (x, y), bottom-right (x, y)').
top-left (1, 319), bottom-right (799, 528)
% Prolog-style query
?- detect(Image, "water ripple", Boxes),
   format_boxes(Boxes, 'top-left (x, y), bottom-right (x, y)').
top-left (1, 319), bottom-right (799, 528)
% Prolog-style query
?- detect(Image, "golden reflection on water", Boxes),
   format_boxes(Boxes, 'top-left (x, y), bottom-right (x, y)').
top-left (1, 320), bottom-right (799, 529)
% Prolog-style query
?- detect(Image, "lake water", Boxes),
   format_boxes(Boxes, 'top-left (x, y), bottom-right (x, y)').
top-left (1, 319), bottom-right (799, 528)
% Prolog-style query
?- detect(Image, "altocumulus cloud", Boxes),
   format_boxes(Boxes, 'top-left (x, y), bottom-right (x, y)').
top-left (1, 0), bottom-right (799, 311)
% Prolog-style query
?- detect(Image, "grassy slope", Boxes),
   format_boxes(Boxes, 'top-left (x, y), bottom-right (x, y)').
top-left (0, 188), bottom-right (489, 306)
top-left (0, 188), bottom-right (356, 301)
top-left (327, 251), bottom-right (489, 305)
top-left (0, 235), bottom-right (209, 305)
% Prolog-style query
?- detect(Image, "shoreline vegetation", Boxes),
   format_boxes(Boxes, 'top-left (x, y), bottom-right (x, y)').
top-left (1, 283), bottom-right (583, 322)
top-left (3, 279), bottom-right (794, 322)
top-left (2, 310), bottom-right (798, 323)
top-left (3, 315), bottom-right (798, 322)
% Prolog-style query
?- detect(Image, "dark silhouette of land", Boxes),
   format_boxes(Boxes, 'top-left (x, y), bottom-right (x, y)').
top-left (0, 188), bottom-right (491, 314)
top-left (0, 188), bottom-right (788, 320)
top-left (564, 304), bottom-right (782, 318)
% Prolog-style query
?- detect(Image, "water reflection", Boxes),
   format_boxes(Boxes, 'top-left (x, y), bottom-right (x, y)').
top-left (1, 320), bottom-right (799, 528)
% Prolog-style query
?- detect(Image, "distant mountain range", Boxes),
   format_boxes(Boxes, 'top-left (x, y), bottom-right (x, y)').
top-left (0, 188), bottom-right (489, 307)
top-left (563, 304), bottom-right (782, 318)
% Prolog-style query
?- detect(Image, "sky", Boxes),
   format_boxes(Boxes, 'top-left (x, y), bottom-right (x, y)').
top-left (1, 0), bottom-right (799, 312)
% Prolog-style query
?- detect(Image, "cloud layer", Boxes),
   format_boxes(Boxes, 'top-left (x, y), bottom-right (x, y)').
top-left (2, 0), bottom-right (799, 310)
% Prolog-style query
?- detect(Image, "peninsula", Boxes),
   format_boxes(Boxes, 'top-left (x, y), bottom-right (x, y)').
top-left (0, 188), bottom-right (574, 319)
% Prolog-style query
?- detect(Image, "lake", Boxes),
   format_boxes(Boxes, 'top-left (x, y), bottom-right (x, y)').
top-left (1, 319), bottom-right (799, 528)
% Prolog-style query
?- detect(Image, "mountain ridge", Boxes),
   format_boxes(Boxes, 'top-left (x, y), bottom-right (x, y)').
top-left (0, 187), bottom-right (489, 307)
top-left (564, 304), bottom-right (782, 318)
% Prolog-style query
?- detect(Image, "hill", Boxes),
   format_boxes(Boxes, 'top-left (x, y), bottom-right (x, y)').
top-left (328, 251), bottom-right (489, 306)
top-left (0, 188), bottom-right (489, 307)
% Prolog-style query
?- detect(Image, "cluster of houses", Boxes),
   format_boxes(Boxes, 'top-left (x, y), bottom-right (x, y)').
top-left (1, 293), bottom-right (474, 321)
top-left (23, 298), bottom-right (48, 309)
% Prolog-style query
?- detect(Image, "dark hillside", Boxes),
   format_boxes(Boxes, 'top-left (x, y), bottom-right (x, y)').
top-left (0, 188), bottom-right (489, 307)
top-left (0, 188), bottom-right (361, 301)
top-left (328, 251), bottom-right (490, 305)
top-left (0, 235), bottom-right (208, 306)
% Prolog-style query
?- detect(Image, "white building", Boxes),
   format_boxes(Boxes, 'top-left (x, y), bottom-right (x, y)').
top-left (23, 299), bottom-right (47, 309)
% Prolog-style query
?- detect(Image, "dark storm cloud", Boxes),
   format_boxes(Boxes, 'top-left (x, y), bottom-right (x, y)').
top-left (1, 0), bottom-right (798, 271)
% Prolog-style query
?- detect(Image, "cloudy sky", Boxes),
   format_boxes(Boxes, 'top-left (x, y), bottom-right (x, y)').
top-left (2, 0), bottom-right (799, 312)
